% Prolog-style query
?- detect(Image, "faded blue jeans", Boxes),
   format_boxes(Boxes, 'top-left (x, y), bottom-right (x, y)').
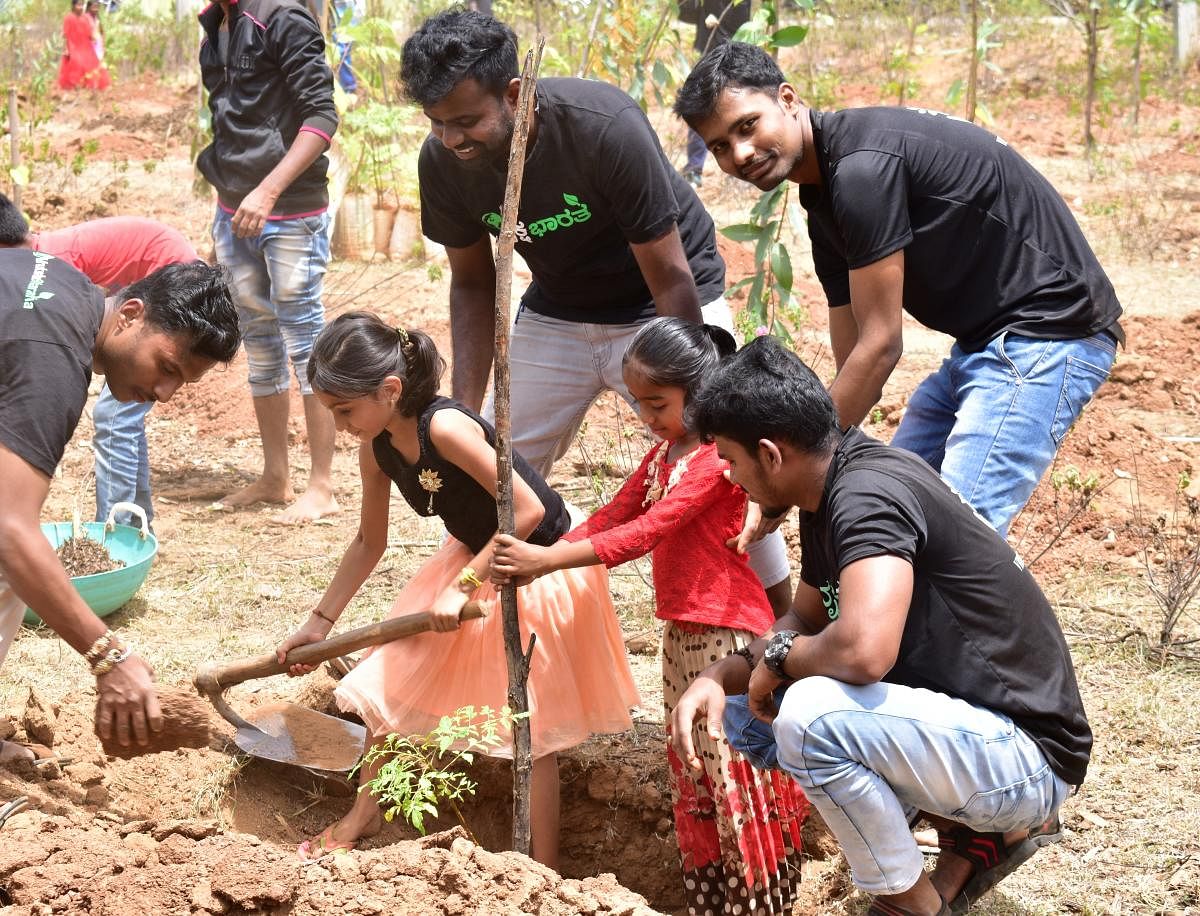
top-left (212, 208), bottom-right (330, 398)
top-left (724, 678), bottom-right (1071, 894)
top-left (92, 385), bottom-right (155, 528)
top-left (891, 330), bottom-right (1117, 536)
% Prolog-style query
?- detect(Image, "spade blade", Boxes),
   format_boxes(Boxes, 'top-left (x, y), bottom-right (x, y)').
top-left (234, 703), bottom-right (366, 772)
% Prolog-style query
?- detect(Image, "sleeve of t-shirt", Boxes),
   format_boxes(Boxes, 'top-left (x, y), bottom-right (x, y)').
top-left (594, 105), bottom-right (681, 244)
top-left (808, 217), bottom-right (852, 309)
top-left (827, 150), bottom-right (914, 271)
top-left (418, 140), bottom-right (487, 249)
top-left (826, 468), bottom-right (927, 572)
top-left (0, 340), bottom-right (90, 479)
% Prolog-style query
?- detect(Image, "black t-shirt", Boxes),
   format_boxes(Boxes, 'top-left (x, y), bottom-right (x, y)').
top-left (800, 107), bottom-right (1122, 352)
top-left (0, 249), bottom-right (104, 478)
top-left (418, 77), bottom-right (725, 324)
top-left (798, 427), bottom-right (1092, 786)
top-left (372, 397), bottom-right (571, 554)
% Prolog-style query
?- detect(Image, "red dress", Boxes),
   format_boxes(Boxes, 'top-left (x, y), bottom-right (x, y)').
top-left (567, 440), bottom-right (808, 915)
top-left (57, 11), bottom-right (110, 91)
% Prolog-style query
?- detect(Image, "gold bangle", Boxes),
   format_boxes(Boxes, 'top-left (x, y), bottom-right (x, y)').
top-left (91, 644), bottom-right (132, 677)
top-left (85, 629), bottom-right (116, 666)
top-left (458, 567), bottom-right (484, 591)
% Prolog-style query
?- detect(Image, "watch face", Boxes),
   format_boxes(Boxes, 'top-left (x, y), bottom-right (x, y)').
top-left (765, 630), bottom-right (799, 678)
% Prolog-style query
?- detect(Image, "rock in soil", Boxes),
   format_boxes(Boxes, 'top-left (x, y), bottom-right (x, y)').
top-left (21, 691), bottom-right (57, 748)
top-left (99, 688), bottom-right (212, 759)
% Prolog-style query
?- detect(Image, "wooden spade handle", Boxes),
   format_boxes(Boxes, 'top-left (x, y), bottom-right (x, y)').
top-left (193, 601), bottom-right (486, 695)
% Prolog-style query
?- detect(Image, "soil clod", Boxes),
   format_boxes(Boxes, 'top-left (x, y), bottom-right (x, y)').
top-left (55, 536), bottom-right (124, 578)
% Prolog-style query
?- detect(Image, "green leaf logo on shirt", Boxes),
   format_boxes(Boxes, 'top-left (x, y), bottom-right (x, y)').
top-left (478, 193), bottom-right (592, 242)
top-left (819, 581), bottom-right (840, 621)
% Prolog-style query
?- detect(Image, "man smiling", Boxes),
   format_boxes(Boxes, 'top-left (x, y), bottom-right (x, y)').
top-left (675, 43), bottom-right (1123, 536)
top-left (401, 10), bottom-right (793, 614)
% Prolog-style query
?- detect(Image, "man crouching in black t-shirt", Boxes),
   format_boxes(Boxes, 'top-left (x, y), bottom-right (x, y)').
top-left (675, 43), bottom-right (1123, 539)
top-left (671, 337), bottom-right (1091, 916)
top-left (0, 250), bottom-right (239, 759)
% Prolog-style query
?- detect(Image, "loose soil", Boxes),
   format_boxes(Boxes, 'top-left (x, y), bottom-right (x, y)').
top-left (3, 16), bottom-right (1200, 916)
top-left (55, 537), bottom-right (124, 579)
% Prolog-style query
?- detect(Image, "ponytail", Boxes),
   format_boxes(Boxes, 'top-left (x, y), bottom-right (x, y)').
top-left (623, 316), bottom-right (734, 404)
top-left (308, 311), bottom-right (446, 416)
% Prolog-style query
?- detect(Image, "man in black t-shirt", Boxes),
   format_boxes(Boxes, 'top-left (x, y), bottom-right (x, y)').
top-left (402, 10), bottom-right (792, 614)
top-left (0, 250), bottom-right (239, 758)
top-left (671, 337), bottom-right (1091, 916)
top-left (675, 43), bottom-right (1123, 536)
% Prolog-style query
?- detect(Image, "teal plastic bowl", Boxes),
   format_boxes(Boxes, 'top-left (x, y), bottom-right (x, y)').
top-left (24, 505), bottom-right (157, 626)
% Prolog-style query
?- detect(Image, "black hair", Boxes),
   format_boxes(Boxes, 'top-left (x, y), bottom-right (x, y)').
top-left (624, 316), bottom-right (736, 406)
top-left (0, 193), bottom-right (30, 246)
top-left (308, 311), bottom-right (445, 417)
top-left (118, 260), bottom-right (240, 364)
top-left (400, 9), bottom-right (518, 107)
top-left (674, 41), bottom-right (786, 128)
top-left (688, 336), bottom-right (840, 455)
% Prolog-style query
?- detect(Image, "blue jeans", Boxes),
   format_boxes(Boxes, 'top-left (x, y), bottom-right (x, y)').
top-left (212, 209), bottom-right (330, 398)
top-left (725, 678), bottom-right (1071, 894)
top-left (92, 384), bottom-right (155, 528)
top-left (685, 128), bottom-right (708, 174)
top-left (890, 330), bottom-right (1117, 536)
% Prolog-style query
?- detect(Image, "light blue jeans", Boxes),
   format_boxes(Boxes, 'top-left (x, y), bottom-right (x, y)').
top-left (725, 678), bottom-right (1071, 894)
top-left (891, 330), bottom-right (1117, 536)
top-left (483, 300), bottom-right (790, 589)
top-left (92, 385), bottom-right (155, 527)
top-left (212, 208), bottom-right (330, 398)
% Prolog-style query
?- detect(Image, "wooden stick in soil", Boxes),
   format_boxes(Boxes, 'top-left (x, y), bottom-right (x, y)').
top-left (492, 37), bottom-right (544, 859)
top-left (8, 87), bottom-right (20, 211)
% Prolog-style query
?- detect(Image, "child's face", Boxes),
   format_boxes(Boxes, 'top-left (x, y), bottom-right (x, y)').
top-left (316, 381), bottom-right (399, 441)
top-left (624, 363), bottom-right (688, 442)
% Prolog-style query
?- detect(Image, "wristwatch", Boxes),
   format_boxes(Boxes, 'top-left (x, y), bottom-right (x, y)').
top-left (762, 630), bottom-right (800, 680)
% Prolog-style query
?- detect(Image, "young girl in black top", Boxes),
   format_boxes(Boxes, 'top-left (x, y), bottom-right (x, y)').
top-left (276, 312), bottom-right (638, 867)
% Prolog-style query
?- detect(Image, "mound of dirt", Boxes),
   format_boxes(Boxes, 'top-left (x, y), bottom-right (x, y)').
top-left (0, 818), bottom-right (660, 915)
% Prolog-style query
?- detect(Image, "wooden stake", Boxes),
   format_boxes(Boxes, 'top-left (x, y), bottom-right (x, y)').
top-left (492, 37), bottom-right (544, 859)
top-left (8, 87), bottom-right (20, 211)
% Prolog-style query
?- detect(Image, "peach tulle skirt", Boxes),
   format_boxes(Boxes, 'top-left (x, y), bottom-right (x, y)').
top-left (335, 534), bottom-right (641, 759)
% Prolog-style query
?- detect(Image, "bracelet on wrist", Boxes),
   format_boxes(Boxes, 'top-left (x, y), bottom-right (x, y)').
top-left (311, 608), bottom-right (337, 625)
top-left (760, 504), bottom-right (788, 520)
top-left (91, 643), bottom-right (132, 677)
top-left (85, 629), bottom-right (118, 666)
top-left (731, 645), bottom-right (756, 670)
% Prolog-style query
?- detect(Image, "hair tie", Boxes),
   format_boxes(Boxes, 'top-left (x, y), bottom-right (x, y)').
top-left (396, 326), bottom-right (414, 361)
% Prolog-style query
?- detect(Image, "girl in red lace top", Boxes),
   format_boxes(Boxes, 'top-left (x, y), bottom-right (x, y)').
top-left (493, 317), bottom-right (808, 916)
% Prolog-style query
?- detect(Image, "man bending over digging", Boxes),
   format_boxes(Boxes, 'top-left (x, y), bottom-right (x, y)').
top-left (671, 337), bottom-right (1091, 916)
top-left (0, 252), bottom-right (240, 759)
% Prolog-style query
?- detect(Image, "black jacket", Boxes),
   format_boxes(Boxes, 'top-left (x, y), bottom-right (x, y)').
top-left (197, 0), bottom-right (338, 216)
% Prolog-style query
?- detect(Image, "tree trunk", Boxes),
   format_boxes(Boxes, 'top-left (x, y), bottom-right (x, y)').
top-left (1131, 16), bottom-right (1143, 129)
top-left (965, 0), bottom-right (979, 121)
top-left (492, 38), bottom-right (545, 860)
top-left (1084, 1), bottom-right (1098, 150)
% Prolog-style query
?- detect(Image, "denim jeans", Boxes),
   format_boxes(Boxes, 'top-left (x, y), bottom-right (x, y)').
top-left (726, 677), bottom-right (1071, 895)
top-left (685, 128), bottom-right (708, 174)
top-left (92, 384), bottom-right (155, 527)
top-left (890, 330), bottom-right (1117, 536)
top-left (212, 208), bottom-right (330, 398)
top-left (482, 300), bottom-right (790, 588)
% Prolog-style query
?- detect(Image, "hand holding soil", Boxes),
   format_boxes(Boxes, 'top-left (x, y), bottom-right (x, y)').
top-left (94, 653), bottom-right (163, 747)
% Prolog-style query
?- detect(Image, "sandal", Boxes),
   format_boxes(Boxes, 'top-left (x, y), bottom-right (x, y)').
top-left (297, 826), bottom-right (358, 861)
top-left (868, 894), bottom-right (950, 916)
top-left (940, 815), bottom-right (1062, 913)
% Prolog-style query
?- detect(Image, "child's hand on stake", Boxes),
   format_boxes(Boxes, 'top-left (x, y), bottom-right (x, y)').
top-left (428, 587), bottom-right (468, 632)
top-left (276, 615), bottom-right (333, 676)
top-left (491, 534), bottom-right (547, 581)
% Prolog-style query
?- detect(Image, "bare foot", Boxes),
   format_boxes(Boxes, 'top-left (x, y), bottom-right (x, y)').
top-left (270, 487), bottom-right (340, 525)
top-left (219, 477), bottom-right (294, 508)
